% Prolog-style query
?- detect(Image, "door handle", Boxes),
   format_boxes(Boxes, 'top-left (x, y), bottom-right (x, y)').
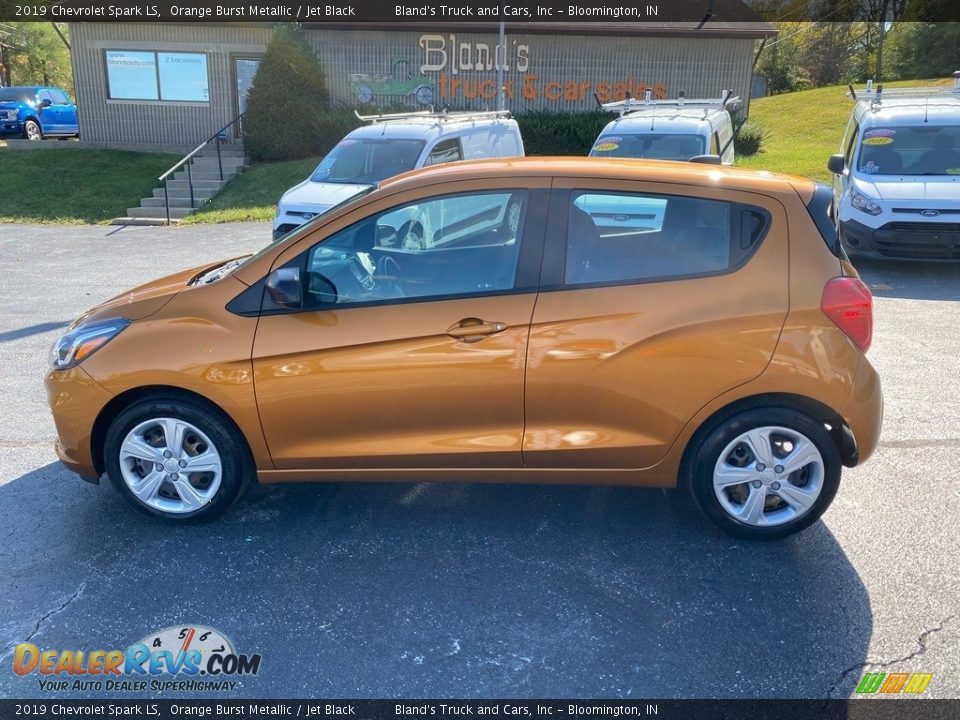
top-left (446, 318), bottom-right (508, 342)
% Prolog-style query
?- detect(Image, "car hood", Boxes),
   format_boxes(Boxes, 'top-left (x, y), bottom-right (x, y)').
top-left (280, 179), bottom-right (372, 211)
top-left (77, 259), bottom-right (237, 325)
top-left (854, 175), bottom-right (960, 204)
top-left (0, 102), bottom-right (26, 111)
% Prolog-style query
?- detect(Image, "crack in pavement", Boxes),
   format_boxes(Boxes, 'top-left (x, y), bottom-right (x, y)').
top-left (825, 613), bottom-right (957, 698)
top-left (0, 582), bottom-right (87, 662)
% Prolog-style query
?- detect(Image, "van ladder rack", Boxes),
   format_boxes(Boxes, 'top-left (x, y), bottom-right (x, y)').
top-left (849, 73), bottom-right (960, 106)
top-left (597, 89), bottom-right (738, 117)
top-left (354, 108), bottom-right (512, 124)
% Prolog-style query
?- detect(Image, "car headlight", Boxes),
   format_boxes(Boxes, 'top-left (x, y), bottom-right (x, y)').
top-left (50, 318), bottom-right (129, 370)
top-left (851, 189), bottom-right (882, 216)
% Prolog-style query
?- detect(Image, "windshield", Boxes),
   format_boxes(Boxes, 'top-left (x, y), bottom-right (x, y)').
top-left (857, 125), bottom-right (960, 176)
top-left (310, 138), bottom-right (426, 184)
top-left (239, 185), bottom-right (378, 273)
top-left (590, 133), bottom-right (707, 161)
top-left (0, 88), bottom-right (34, 103)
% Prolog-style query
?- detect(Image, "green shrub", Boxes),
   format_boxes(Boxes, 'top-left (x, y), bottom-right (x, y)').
top-left (515, 111), bottom-right (610, 155)
top-left (734, 121), bottom-right (767, 157)
top-left (244, 25), bottom-right (330, 162)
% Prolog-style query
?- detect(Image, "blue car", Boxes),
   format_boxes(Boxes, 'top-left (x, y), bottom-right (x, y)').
top-left (0, 86), bottom-right (79, 140)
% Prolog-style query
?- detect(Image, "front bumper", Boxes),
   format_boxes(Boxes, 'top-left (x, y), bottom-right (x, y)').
top-left (45, 366), bottom-right (114, 482)
top-left (841, 218), bottom-right (960, 261)
top-left (0, 121), bottom-right (23, 136)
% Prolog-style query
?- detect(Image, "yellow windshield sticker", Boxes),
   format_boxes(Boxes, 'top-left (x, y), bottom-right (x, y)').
top-left (863, 136), bottom-right (894, 146)
top-left (594, 142), bottom-right (620, 152)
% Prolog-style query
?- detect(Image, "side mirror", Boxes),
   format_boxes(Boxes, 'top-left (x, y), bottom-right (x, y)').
top-left (689, 154), bottom-right (722, 165)
top-left (827, 154), bottom-right (846, 175)
top-left (39, 98), bottom-right (52, 108)
top-left (265, 267), bottom-right (302, 308)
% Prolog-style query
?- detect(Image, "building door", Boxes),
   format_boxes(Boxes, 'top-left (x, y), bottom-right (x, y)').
top-left (233, 57), bottom-right (261, 136)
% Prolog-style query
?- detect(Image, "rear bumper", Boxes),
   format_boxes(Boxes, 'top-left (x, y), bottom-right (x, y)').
top-left (45, 366), bottom-right (113, 482)
top-left (838, 354), bottom-right (883, 466)
top-left (841, 218), bottom-right (960, 261)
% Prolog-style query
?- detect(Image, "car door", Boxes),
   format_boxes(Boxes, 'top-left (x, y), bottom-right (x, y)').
top-left (50, 89), bottom-right (78, 135)
top-left (36, 90), bottom-right (59, 134)
top-left (522, 179), bottom-right (789, 470)
top-left (251, 179), bottom-right (548, 471)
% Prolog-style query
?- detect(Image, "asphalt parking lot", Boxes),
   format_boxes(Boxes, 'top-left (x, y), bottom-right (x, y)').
top-left (0, 222), bottom-right (958, 699)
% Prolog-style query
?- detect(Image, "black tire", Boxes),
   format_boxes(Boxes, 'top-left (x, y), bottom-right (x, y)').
top-left (23, 119), bottom-right (42, 141)
top-left (104, 396), bottom-right (253, 523)
top-left (686, 407), bottom-right (841, 540)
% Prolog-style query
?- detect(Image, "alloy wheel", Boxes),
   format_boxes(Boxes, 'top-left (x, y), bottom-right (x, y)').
top-left (118, 417), bottom-right (223, 514)
top-left (712, 425), bottom-right (825, 527)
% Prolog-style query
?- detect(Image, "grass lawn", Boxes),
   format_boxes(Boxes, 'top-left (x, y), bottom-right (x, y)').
top-left (182, 156), bottom-right (319, 224)
top-left (0, 147), bottom-right (177, 224)
top-left (739, 78), bottom-right (953, 182)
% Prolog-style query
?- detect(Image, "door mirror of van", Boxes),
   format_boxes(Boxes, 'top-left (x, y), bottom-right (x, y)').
top-left (827, 154), bottom-right (846, 175)
top-left (689, 154), bottom-right (722, 165)
top-left (265, 267), bottom-right (303, 308)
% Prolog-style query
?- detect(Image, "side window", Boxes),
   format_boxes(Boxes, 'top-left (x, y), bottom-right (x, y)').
top-left (37, 90), bottom-right (53, 106)
top-left (424, 138), bottom-right (463, 167)
top-left (564, 191), bottom-right (768, 287)
top-left (50, 90), bottom-right (70, 105)
top-left (844, 122), bottom-right (859, 165)
top-left (710, 133), bottom-right (720, 155)
top-left (305, 190), bottom-right (527, 308)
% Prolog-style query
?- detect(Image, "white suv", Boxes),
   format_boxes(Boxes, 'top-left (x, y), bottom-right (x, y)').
top-left (273, 111), bottom-right (524, 240)
top-left (828, 76), bottom-right (960, 261)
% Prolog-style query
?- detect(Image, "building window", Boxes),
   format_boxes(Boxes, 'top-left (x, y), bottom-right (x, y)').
top-left (105, 50), bottom-right (209, 102)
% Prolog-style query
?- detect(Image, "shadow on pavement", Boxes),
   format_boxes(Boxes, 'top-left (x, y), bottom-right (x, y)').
top-left (0, 462), bottom-right (870, 700)
top-left (0, 321), bottom-right (69, 344)
top-left (855, 257), bottom-right (960, 301)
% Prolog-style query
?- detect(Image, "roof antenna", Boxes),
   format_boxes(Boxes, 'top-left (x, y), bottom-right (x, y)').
top-left (696, 0), bottom-right (715, 30)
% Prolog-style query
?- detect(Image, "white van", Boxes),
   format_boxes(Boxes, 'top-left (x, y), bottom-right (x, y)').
top-left (589, 91), bottom-right (740, 165)
top-left (273, 110), bottom-right (524, 239)
top-left (828, 75), bottom-right (960, 261)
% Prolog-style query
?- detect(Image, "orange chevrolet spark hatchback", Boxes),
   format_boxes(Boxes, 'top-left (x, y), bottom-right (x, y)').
top-left (46, 158), bottom-right (881, 539)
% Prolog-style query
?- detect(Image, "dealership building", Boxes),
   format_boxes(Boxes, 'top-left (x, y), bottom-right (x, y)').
top-left (67, 18), bottom-right (776, 151)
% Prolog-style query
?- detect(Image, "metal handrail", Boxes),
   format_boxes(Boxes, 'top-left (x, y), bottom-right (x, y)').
top-left (159, 113), bottom-right (245, 225)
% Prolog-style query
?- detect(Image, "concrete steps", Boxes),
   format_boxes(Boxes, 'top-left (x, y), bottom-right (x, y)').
top-left (112, 143), bottom-right (246, 224)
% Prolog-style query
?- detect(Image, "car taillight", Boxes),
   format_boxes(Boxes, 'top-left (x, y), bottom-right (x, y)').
top-left (821, 276), bottom-right (873, 352)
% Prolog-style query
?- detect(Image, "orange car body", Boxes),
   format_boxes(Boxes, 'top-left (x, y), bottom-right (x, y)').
top-left (46, 158), bottom-right (882, 494)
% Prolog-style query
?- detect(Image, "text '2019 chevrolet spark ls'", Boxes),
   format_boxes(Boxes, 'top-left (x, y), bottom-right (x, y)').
top-left (46, 158), bottom-right (882, 539)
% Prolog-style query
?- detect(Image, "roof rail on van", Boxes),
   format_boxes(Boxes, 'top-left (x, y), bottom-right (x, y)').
top-left (596, 89), bottom-right (740, 117)
top-left (848, 72), bottom-right (960, 107)
top-left (353, 108), bottom-right (513, 125)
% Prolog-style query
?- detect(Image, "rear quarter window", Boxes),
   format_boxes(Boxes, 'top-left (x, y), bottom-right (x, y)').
top-left (564, 190), bottom-right (771, 287)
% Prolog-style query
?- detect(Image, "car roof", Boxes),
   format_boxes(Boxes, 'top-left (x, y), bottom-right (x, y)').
top-left (855, 96), bottom-right (960, 125)
top-left (378, 156), bottom-right (812, 197)
top-left (346, 116), bottom-right (517, 142)
top-left (602, 106), bottom-right (727, 128)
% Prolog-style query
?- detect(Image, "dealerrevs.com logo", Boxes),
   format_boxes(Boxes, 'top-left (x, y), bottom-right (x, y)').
top-left (13, 625), bottom-right (261, 693)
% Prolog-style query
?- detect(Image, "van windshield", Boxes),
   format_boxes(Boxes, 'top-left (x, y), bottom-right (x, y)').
top-left (310, 138), bottom-right (426, 184)
top-left (857, 125), bottom-right (960, 176)
top-left (590, 134), bottom-right (707, 161)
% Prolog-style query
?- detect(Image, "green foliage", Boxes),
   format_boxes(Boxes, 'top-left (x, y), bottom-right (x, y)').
top-left (244, 25), bottom-right (331, 162)
top-left (515, 111), bottom-right (610, 155)
top-left (0, 23), bottom-right (72, 92)
top-left (885, 22), bottom-right (960, 81)
top-left (734, 121), bottom-right (767, 157)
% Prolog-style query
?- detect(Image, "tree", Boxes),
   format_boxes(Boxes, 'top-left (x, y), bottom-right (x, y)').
top-left (244, 24), bottom-right (330, 162)
top-left (0, 23), bottom-right (72, 91)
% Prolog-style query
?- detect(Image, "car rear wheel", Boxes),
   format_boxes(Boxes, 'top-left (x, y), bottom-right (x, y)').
top-left (104, 397), bottom-right (251, 522)
top-left (23, 120), bottom-right (41, 141)
top-left (687, 408), bottom-right (841, 540)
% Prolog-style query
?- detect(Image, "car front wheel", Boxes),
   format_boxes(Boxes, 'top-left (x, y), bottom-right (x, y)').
top-left (104, 397), bottom-right (251, 522)
top-left (23, 120), bottom-right (42, 141)
top-left (687, 408), bottom-right (841, 540)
